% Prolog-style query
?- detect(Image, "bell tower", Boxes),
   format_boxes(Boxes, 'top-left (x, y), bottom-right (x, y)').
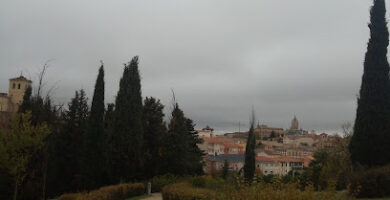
top-left (8, 76), bottom-right (32, 112)
top-left (290, 116), bottom-right (299, 131)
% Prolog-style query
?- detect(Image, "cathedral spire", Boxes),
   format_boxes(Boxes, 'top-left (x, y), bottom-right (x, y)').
top-left (290, 115), bottom-right (299, 130)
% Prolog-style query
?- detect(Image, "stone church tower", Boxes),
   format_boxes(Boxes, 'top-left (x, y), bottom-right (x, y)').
top-left (290, 116), bottom-right (299, 130)
top-left (0, 76), bottom-right (32, 112)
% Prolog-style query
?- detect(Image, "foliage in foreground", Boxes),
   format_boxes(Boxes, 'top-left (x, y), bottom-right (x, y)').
top-left (348, 164), bottom-right (390, 198)
top-left (58, 182), bottom-right (145, 200)
top-left (150, 174), bottom-right (181, 193)
top-left (162, 180), bottom-right (353, 200)
top-left (0, 112), bottom-right (51, 200)
top-left (350, 0), bottom-right (390, 167)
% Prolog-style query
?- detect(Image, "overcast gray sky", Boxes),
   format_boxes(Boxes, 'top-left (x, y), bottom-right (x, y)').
top-left (0, 0), bottom-right (382, 133)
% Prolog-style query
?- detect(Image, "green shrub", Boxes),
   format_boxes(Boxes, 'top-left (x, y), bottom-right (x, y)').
top-left (189, 176), bottom-right (225, 190)
top-left (162, 182), bottom-right (216, 200)
top-left (150, 174), bottom-right (179, 192)
top-left (349, 165), bottom-right (390, 198)
top-left (58, 193), bottom-right (83, 200)
top-left (162, 180), bottom-right (351, 200)
top-left (58, 183), bottom-right (145, 200)
top-left (191, 176), bottom-right (207, 188)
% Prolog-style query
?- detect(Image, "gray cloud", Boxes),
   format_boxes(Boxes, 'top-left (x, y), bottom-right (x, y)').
top-left (0, 0), bottom-right (379, 133)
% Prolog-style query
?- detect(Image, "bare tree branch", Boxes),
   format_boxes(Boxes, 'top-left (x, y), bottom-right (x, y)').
top-left (36, 59), bottom-right (56, 97)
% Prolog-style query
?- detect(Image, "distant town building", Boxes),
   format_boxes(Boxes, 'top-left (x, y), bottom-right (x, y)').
top-left (200, 115), bottom-right (334, 175)
top-left (0, 75), bottom-right (32, 113)
top-left (254, 125), bottom-right (285, 139)
top-left (196, 125), bottom-right (214, 138)
top-left (290, 115), bottom-right (299, 130)
top-left (205, 154), bottom-right (304, 176)
top-left (205, 154), bottom-right (245, 173)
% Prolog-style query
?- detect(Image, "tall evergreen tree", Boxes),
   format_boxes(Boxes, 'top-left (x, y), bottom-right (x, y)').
top-left (143, 97), bottom-right (166, 178)
top-left (110, 56), bottom-right (144, 182)
top-left (244, 112), bottom-right (256, 184)
top-left (185, 118), bottom-right (205, 174)
top-left (222, 160), bottom-right (229, 180)
top-left (104, 103), bottom-right (115, 132)
top-left (161, 102), bottom-right (204, 176)
top-left (81, 65), bottom-right (107, 189)
top-left (47, 90), bottom-right (88, 196)
top-left (350, 0), bottom-right (390, 166)
top-left (18, 86), bottom-right (32, 113)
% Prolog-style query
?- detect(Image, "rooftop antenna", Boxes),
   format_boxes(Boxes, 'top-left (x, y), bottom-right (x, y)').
top-left (239, 121), bottom-right (241, 133)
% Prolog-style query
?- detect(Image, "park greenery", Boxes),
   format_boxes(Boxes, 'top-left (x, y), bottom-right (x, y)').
top-left (1, 0), bottom-right (390, 199)
top-left (0, 56), bottom-right (204, 199)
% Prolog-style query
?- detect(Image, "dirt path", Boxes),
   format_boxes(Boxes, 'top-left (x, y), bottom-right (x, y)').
top-left (142, 193), bottom-right (162, 200)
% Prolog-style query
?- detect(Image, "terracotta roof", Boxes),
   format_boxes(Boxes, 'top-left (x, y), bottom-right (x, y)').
top-left (276, 156), bottom-right (304, 163)
top-left (9, 76), bottom-right (32, 83)
top-left (223, 143), bottom-right (242, 148)
top-left (256, 156), bottom-right (274, 162)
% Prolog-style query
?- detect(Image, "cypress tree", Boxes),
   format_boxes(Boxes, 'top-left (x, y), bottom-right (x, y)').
top-left (350, 0), bottom-right (390, 166)
top-left (111, 56), bottom-right (144, 182)
top-left (104, 103), bottom-right (115, 132)
top-left (143, 97), bottom-right (166, 178)
top-left (222, 160), bottom-right (229, 179)
top-left (81, 65), bottom-right (107, 189)
top-left (244, 112), bottom-right (256, 184)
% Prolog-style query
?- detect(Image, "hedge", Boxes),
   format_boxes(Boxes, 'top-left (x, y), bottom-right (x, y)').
top-left (150, 174), bottom-right (180, 192)
top-left (58, 183), bottom-right (145, 200)
top-left (162, 181), bottom-right (350, 200)
top-left (162, 182), bottom-right (216, 200)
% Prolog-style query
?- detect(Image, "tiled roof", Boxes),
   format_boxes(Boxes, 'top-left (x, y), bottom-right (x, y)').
top-left (206, 154), bottom-right (245, 163)
top-left (9, 76), bottom-right (32, 83)
top-left (256, 156), bottom-right (274, 162)
top-left (223, 143), bottom-right (242, 148)
top-left (276, 156), bottom-right (304, 163)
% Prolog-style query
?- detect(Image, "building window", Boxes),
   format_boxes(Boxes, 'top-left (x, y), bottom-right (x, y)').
top-left (18, 84), bottom-right (21, 89)
top-left (13, 83), bottom-right (15, 89)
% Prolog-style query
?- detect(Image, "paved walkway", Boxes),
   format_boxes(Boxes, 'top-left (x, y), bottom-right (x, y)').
top-left (143, 193), bottom-right (162, 200)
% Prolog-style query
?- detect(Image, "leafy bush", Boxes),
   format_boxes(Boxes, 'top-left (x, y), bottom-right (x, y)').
top-left (349, 165), bottom-right (390, 198)
top-left (162, 182), bottom-right (216, 200)
top-left (262, 174), bottom-right (276, 184)
top-left (150, 174), bottom-right (179, 192)
top-left (190, 175), bottom-right (226, 190)
top-left (58, 193), bottom-right (84, 200)
top-left (162, 180), bottom-right (351, 200)
top-left (58, 183), bottom-right (145, 200)
top-left (191, 176), bottom-right (207, 187)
